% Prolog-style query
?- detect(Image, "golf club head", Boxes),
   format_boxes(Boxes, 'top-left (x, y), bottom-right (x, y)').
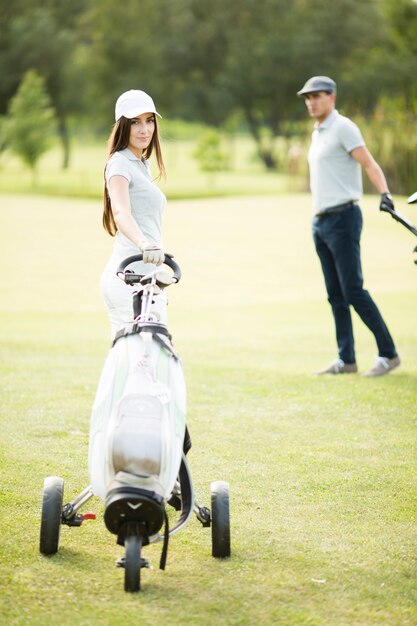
top-left (407, 191), bottom-right (417, 204)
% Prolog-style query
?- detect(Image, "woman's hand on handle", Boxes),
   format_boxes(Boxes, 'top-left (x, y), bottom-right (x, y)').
top-left (139, 240), bottom-right (165, 266)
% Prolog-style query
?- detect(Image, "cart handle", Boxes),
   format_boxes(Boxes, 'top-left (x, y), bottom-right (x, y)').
top-left (116, 253), bottom-right (181, 284)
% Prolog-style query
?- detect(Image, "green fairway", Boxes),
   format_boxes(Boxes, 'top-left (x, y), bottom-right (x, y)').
top-left (0, 193), bottom-right (416, 625)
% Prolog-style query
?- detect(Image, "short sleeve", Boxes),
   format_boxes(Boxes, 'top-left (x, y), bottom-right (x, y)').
top-left (105, 154), bottom-right (132, 185)
top-left (338, 118), bottom-right (365, 154)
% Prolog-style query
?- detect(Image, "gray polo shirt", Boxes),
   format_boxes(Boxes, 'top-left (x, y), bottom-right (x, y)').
top-left (105, 148), bottom-right (166, 260)
top-left (308, 110), bottom-right (365, 214)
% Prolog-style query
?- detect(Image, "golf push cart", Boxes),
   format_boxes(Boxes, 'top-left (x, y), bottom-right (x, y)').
top-left (39, 254), bottom-right (231, 592)
top-left (381, 192), bottom-right (417, 264)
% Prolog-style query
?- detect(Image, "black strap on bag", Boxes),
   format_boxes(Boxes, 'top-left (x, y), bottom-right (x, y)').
top-left (159, 510), bottom-right (170, 570)
top-left (112, 323), bottom-right (174, 350)
top-left (152, 332), bottom-right (179, 359)
top-left (169, 456), bottom-right (193, 535)
top-left (159, 455), bottom-right (193, 570)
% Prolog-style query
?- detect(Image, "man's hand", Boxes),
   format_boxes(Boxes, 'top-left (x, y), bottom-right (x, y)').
top-left (139, 240), bottom-right (165, 266)
top-left (380, 193), bottom-right (395, 213)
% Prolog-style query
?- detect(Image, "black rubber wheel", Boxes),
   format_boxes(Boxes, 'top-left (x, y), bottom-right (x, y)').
top-left (211, 481), bottom-right (231, 558)
top-left (124, 532), bottom-right (143, 592)
top-left (39, 476), bottom-right (64, 555)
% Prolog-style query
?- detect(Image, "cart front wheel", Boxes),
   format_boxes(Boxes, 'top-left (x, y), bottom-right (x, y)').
top-left (39, 476), bottom-right (64, 555)
top-left (211, 481), bottom-right (231, 558)
top-left (124, 531), bottom-right (143, 592)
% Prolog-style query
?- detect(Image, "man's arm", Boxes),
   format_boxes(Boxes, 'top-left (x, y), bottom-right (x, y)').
top-left (351, 145), bottom-right (394, 211)
top-left (350, 146), bottom-right (390, 194)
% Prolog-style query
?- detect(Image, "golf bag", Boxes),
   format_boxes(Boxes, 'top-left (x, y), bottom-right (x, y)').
top-left (88, 323), bottom-right (186, 502)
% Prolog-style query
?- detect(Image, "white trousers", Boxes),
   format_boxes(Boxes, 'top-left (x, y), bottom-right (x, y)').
top-left (100, 266), bottom-right (168, 339)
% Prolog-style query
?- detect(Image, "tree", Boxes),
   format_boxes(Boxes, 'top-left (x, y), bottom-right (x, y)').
top-left (0, 115), bottom-right (7, 154)
top-left (216, 0), bottom-right (387, 168)
top-left (82, 0), bottom-right (176, 124)
top-left (79, 0), bottom-right (415, 148)
top-left (6, 69), bottom-right (56, 183)
top-left (147, 0), bottom-right (386, 169)
top-left (1, 0), bottom-right (413, 180)
top-left (193, 130), bottom-right (229, 186)
top-left (0, 0), bottom-right (89, 168)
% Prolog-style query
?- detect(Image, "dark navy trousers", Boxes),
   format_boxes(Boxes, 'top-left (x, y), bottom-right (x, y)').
top-left (312, 204), bottom-right (397, 363)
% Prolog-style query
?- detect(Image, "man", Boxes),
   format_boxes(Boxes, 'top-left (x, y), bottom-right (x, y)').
top-left (297, 76), bottom-right (400, 377)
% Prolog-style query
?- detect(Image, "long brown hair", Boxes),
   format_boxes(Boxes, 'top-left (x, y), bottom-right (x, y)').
top-left (102, 115), bottom-right (166, 236)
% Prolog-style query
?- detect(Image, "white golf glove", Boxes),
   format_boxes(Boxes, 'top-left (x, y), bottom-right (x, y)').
top-left (139, 240), bottom-right (165, 266)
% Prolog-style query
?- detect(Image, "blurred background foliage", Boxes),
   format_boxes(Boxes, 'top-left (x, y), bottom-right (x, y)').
top-left (0, 0), bottom-right (416, 194)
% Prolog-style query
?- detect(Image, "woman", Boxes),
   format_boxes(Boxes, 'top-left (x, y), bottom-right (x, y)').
top-left (101, 89), bottom-right (168, 337)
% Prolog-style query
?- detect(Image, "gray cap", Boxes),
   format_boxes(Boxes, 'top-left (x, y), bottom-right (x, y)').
top-left (297, 76), bottom-right (337, 97)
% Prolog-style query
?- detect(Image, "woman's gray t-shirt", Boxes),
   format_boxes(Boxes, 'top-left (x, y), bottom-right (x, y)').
top-left (105, 147), bottom-right (166, 265)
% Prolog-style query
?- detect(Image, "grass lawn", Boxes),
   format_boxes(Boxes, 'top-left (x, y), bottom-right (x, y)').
top-left (0, 192), bottom-right (416, 625)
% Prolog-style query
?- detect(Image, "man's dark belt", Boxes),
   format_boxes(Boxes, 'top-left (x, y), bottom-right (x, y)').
top-left (315, 201), bottom-right (355, 218)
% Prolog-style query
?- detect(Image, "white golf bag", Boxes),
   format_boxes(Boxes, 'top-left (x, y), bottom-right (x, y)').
top-left (88, 323), bottom-right (186, 501)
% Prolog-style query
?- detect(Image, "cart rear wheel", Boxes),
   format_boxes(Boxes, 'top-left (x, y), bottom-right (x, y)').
top-left (39, 476), bottom-right (64, 555)
top-left (124, 532), bottom-right (143, 592)
top-left (211, 481), bottom-right (231, 558)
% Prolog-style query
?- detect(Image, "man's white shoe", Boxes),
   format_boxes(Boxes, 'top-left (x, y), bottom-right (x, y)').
top-left (314, 358), bottom-right (358, 375)
top-left (363, 355), bottom-right (401, 377)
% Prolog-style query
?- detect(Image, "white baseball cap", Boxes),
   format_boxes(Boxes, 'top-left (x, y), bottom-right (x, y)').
top-left (115, 89), bottom-right (161, 121)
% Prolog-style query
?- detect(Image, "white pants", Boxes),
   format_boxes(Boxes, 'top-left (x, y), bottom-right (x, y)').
top-left (101, 264), bottom-right (168, 339)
